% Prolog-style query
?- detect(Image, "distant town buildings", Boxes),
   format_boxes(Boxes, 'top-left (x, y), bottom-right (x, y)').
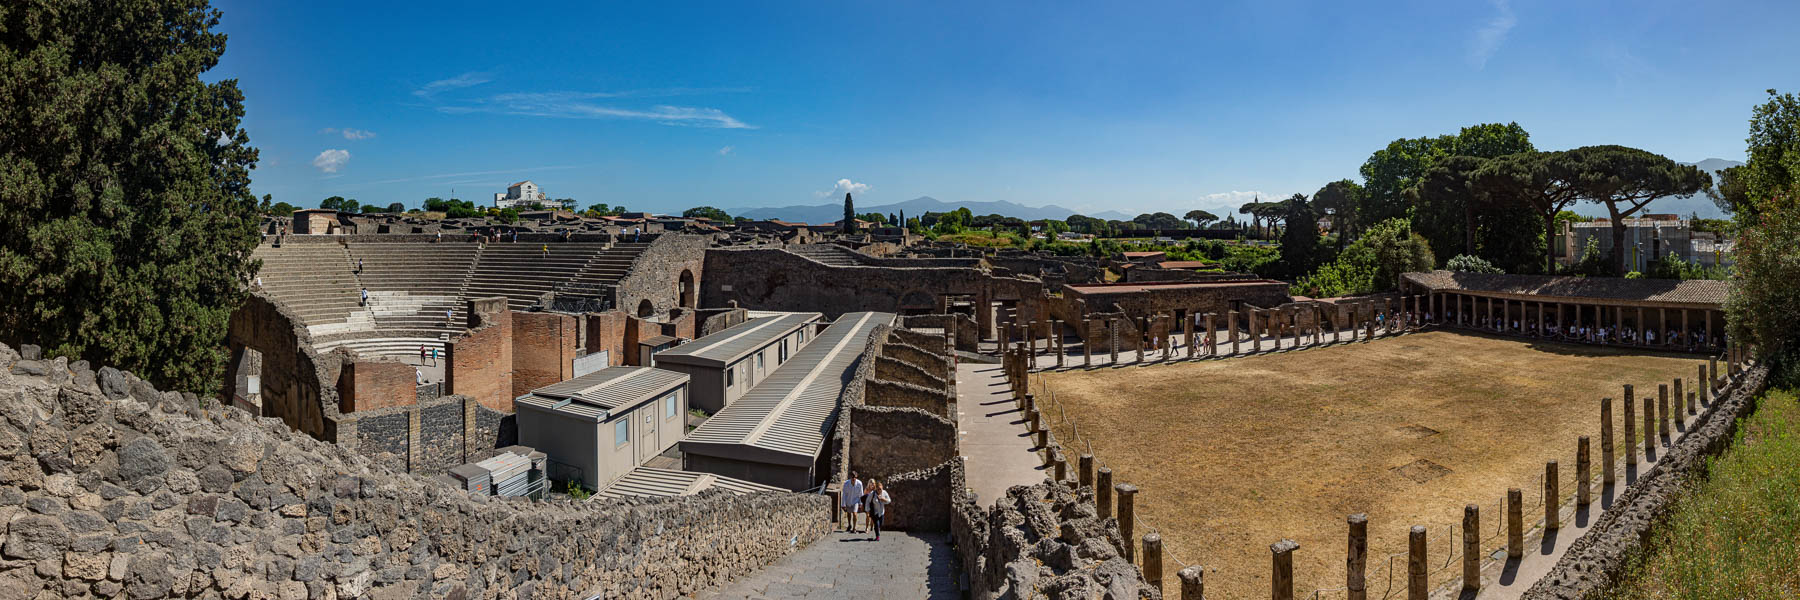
top-left (1555, 215), bottom-right (1734, 271)
top-left (494, 180), bottom-right (548, 209)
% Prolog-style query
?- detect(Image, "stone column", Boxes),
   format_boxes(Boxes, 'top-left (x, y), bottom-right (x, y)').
top-left (1185, 310), bottom-right (1197, 358)
top-left (1506, 487), bottom-right (1523, 559)
top-left (1462, 505), bottom-right (1481, 593)
top-left (1206, 313), bottom-right (1219, 356)
top-left (1347, 513), bottom-right (1367, 600)
top-left (1053, 452), bottom-right (1067, 483)
top-left (1079, 454), bottom-right (1094, 489)
top-left (1143, 533), bottom-right (1164, 595)
top-left (1624, 386), bottom-right (1637, 467)
top-left (1675, 378), bottom-right (1686, 417)
top-left (1136, 317), bottom-right (1147, 364)
top-left (1709, 358), bottom-right (1718, 393)
top-left (1698, 363), bottom-right (1710, 407)
top-left (1577, 436), bottom-right (1591, 506)
top-left (1601, 397), bottom-right (1614, 487)
top-left (1116, 483), bottom-right (1138, 562)
top-left (1682, 309), bottom-right (1691, 350)
top-left (1407, 525), bottom-right (1427, 600)
top-left (1642, 396), bottom-right (1655, 458)
top-left (1271, 539), bottom-right (1298, 600)
top-left (1228, 310), bottom-right (1241, 355)
top-left (976, 288), bottom-right (993, 342)
top-left (1083, 319), bottom-right (1094, 367)
top-left (1688, 391), bottom-right (1697, 418)
top-left (1027, 320), bottom-right (1038, 369)
top-left (1178, 566), bottom-right (1204, 600)
top-left (1250, 309), bottom-right (1262, 352)
top-left (1097, 467), bottom-right (1113, 517)
top-left (1365, 303), bottom-right (1376, 340)
top-left (1658, 383), bottom-right (1670, 441)
top-left (1109, 317), bottom-right (1120, 365)
top-left (1545, 460), bottom-right (1560, 530)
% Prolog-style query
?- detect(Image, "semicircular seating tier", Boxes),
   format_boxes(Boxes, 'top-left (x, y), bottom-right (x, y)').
top-left (249, 239), bottom-right (655, 358)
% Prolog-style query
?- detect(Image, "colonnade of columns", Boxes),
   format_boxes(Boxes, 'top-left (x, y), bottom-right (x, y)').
top-left (1425, 291), bottom-right (1722, 352)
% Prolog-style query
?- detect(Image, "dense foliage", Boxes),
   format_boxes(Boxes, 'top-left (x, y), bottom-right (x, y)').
top-left (0, 0), bottom-right (262, 392)
top-left (1445, 255), bottom-right (1503, 274)
top-left (1292, 218), bottom-right (1433, 297)
top-left (424, 197), bottom-right (482, 218)
top-left (1725, 195), bottom-right (1800, 359)
top-left (682, 206), bottom-right (731, 221)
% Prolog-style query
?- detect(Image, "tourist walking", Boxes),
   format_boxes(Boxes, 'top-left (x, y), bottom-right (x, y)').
top-left (863, 480), bottom-right (891, 541)
top-left (359, 287), bottom-right (368, 306)
top-left (420, 344), bottom-right (429, 364)
top-left (840, 472), bottom-right (865, 533)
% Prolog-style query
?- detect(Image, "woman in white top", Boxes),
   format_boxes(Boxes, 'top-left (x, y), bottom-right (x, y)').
top-left (863, 479), bottom-right (892, 541)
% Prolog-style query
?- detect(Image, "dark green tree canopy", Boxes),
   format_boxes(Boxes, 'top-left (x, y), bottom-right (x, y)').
top-left (1183, 209), bottom-right (1218, 227)
top-left (681, 206), bottom-right (731, 221)
top-left (842, 193), bottom-right (855, 232)
top-left (1560, 145), bottom-right (1711, 273)
top-left (1743, 89), bottom-right (1800, 206)
top-left (1132, 212), bottom-right (1187, 230)
top-left (1359, 122), bottom-right (1533, 227)
top-left (0, 0), bottom-right (261, 391)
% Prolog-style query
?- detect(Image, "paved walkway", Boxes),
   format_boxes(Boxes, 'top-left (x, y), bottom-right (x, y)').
top-left (955, 362), bottom-right (1049, 508)
top-left (696, 531), bottom-right (959, 599)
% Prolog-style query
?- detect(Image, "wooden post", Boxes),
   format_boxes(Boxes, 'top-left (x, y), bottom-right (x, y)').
top-left (1624, 387), bottom-right (1637, 467)
top-left (1545, 460), bottom-right (1560, 530)
top-left (1271, 539), bottom-right (1298, 600)
top-left (1507, 488), bottom-right (1523, 559)
top-left (1462, 505), bottom-right (1481, 592)
top-left (1116, 483), bottom-right (1138, 562)
top-left (1347, 513), bottom-right (1367, 600)
top-left (1178, 566), bottom-right (1203, 600)
top-left (1601, 397), bottom-right (1615, 485)
top-left (1143, 533), bottom-right (1164, 595)
top-left (1096, 467), bottom-right (1113, 517)
top-left (1407, 525), bottom-right (1427, 600)
top-left (1577, 436), bottom-right (1591, 506)
top-left (1079, 453), bottom-right (1094, 489)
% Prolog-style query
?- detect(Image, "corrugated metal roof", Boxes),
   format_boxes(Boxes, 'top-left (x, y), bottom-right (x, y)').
top-left (516, 367), bottom-right (687, 420)
top-left (654, 312), bottom-right (821, 368)
top-left (595, 466), bottom-right (784, 500)
top-left (682, 312), bottom-right (894, 464)
top-left (1402, 270), bottom-right (1729, 306)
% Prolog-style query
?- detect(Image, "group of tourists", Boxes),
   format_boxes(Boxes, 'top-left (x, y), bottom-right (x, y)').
top-left (1444, 309), bottom-right (1716, 349)
top-left (839, 471), bottom-right (893, 540)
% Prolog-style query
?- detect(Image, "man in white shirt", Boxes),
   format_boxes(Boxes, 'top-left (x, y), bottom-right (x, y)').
top-left (840, 472), bottom-right (865, 533)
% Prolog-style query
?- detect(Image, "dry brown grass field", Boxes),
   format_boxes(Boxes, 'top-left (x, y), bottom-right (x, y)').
top-left (1038, 330), bottom-right (1701, 599)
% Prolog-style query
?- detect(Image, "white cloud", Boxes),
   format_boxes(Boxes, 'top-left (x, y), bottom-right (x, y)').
top-left (817, 178), bottom-right (871, 198)
top-left (312, 149), bottom-right (351, 173)
top-left (321, 127), bottom-right (376, 140)
top-left (415, 72), bottom-right (492, 97)
top-left (458, 92), bottom-right (754, 128)
top-left (1469, 0), bottom-right (1516, 69)
top-left (718, 146), bottom-right (734, 156)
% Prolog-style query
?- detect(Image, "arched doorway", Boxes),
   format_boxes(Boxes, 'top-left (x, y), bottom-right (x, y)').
top-left (636, 299), bottom-right (655, 318)
top-left (678, 269), bottom-right (696, 308)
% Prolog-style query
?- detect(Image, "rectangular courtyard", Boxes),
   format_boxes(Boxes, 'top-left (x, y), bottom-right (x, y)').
top-left (1039, 330), bottom-right (1702, 599)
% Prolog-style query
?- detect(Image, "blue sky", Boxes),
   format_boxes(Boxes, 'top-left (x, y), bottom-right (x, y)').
top-left (213, 0), bottom-right (1800, 218)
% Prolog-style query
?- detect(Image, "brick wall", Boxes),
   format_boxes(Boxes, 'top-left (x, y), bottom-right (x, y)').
top-left (445, 298), bottom-right (513, 412)
top-left (336, 358), bottom-right (418, 413)
top-left (511, 311), bottom-right (578, 397)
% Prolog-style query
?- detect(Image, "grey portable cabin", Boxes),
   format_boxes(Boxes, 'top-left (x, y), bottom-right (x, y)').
top-left (514, 367), bottom-right (690, 491)
top-left (681, 311), bottom-right (896, 490)
top-left (652, 312), bottom-right (822, 413)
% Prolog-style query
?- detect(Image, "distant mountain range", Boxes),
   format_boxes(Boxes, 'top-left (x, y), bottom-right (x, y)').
top-left (1647, 158), bottom-right (1741, 220)
top-left (732, 196), bottom-right (1135, 225)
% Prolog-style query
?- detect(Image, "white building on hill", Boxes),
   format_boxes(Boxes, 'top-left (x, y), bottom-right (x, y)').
top-left (494, 180), bottom-right (547, 209)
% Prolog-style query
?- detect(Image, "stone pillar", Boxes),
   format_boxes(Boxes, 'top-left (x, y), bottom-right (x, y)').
top-left (1675, 378), bottom-right (1686, 417)
top-left (1228, 310), bottom-right (1241, 355)
top-left (1271, 539), bottom-right (1298, 600)
top-left (1109, 318), bottom-right (1120, 365)
top-left (976, 288), bottom-right (993, 342)
top-left (1643, 394), bottom-right (1655, 457)
top-left (1178, 566), bottom-right (1204, 600)
top-left (1365, 303), bottom-right (1376, 340)
top-left (1347, 513), bottom-right (1367, 600)
top-left (1699, 363), bottom-right (1710, 406)
top-left (1116, 483), bottom-right (1138, 562)
top-left (1143, 533), bottom-right (1164, 595)
top-left (1079, 454), bottom-right (1094, 489)
top-left (1035, 424), bottom-right (1049, 450)
top-left (1027, 320), bottom-right (1038, 369)
top-left (1708, 358), bottom-right (1718, 393)
top-left (1097, 467), bottom-right (1114, 517)
top-left (1053, 452), bottom-right (1067, 483)
top-left (1624, 387), bottom-right (1637, 467)
top-left (1462, 505), bottom-right (1480, 593)
top-left (1136, 317), bottom-right (1147, 364)
top-left (1185, 311), bottom-right (1197, 358)
top-left (1083, 319), bottom-right (1094, 367)
top-left (1250, 310), bottom-right (1262, 352)
top-left (1545, 460), bottom-right (1560, 530)
top-left (1658, 383), bottom-right (1670, 441)
top-left (1506, 487), bottom-right (1523, 559)
top-left (1206, 313), bottom-right (1219, 356)
top-left (1688, 391), bottom-right (1697, 418)
top-left (1407, 525), bottom-right (1427, 600)
top-left (1577, 436), bottom-right (1591, 506)
top-left (1054, 319), bottom-right (1065, 368)
top-left (1601, 397), bottom-right (1615, 485)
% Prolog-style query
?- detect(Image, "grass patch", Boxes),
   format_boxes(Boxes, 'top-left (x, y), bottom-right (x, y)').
top-left (1603, 387), bottom-right (1800, 599)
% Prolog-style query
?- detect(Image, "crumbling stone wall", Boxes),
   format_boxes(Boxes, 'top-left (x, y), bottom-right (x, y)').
top-left (951, 481), bottom-right (1158, 600)
top-left (903, 313), bottom-right (980, 352)
top-left (874, 356), bottom-right (945, 393)
top-left (889, 327), bottom-right (952, 359)
top-left (224, 293), bottom-right (343, 442)
top-left (847, 405), bottom-right (956, 481)
top-left (0, 342), bottom-right (831, 600)
top-left (881, 458), bottom-right (964, 532)
top-left (866, 379), bottom-right (953, 419)
top-left (701, 248), bottom-right (1046, 323)
top-left (1522, 364), bottom-right (1771, 600)
top-left (614, 233), bottom-right (708, 318)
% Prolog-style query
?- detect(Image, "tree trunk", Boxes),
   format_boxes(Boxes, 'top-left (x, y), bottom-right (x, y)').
top-left (1608, 204), bottom-right (1628, 275)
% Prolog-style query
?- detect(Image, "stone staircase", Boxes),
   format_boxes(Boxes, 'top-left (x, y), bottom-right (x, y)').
top-left (787, 244), bottom-right (865, 267)
top-left (251, 244), bottom-right (376, 336)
